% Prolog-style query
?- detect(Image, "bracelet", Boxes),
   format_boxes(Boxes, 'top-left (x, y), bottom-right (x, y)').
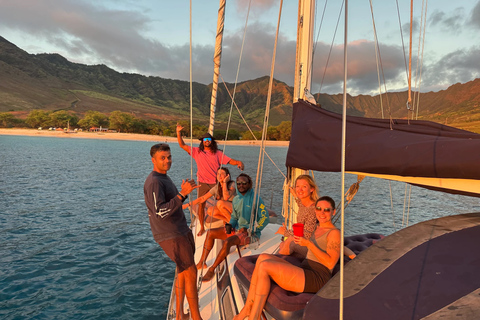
top-left (178, 192), bottom-right (187, 201)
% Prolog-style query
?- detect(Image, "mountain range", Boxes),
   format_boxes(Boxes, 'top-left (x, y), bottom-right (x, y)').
top-left (1, 35), bottom-right (479, 132)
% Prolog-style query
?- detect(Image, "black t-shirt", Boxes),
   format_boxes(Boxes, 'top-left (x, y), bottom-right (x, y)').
top-left (144, 171), bottom-right (189, 243)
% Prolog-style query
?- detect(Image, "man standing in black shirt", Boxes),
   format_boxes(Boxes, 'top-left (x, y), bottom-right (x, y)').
top-left (144, 143), bottom-right (202, 320)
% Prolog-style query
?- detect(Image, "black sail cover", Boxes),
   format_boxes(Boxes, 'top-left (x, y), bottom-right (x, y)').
top-left (286, 100), bottom-right (480, 196)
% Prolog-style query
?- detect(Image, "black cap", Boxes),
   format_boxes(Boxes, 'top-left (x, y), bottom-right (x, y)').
top-left (199, 132), bottom-right (215, 141)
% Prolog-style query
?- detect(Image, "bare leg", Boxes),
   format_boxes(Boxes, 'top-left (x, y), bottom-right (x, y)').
top-left (234, 254), bottom-right (271, 320)
top-left (204, 207), bottom-right (219, 224)
top-left (249, 256), bottom-right (306, 319)
top-left (202, 235), bottom-right (240, 282)
top-left (196, 183), bottom-right (213, 236)
top-left (196, 228), bottom-right (227, 270)
top-left (182, 265), bottom-right (203, 320)
top-left (197, 201), bottom-right (206, 236)
top-left (175, 269), bottom-right (187, 320)
top-left (215, 200), bottom-right (233, 223)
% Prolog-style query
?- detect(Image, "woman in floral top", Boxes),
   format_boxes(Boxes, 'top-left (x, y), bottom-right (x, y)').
top-left (276, 175), bottom-right (318, 257)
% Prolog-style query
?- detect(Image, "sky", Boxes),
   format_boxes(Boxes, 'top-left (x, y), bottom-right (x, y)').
top-left (0, 0), bottom-right (479, 95)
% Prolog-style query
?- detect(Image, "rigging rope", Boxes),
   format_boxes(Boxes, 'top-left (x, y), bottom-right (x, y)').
top-left (413, 0), bottom-right (428, 120)
top-left (407, 0), bottom-right (414, 111)
top-left (219, 75), bottom-right (287, 180)
top-left (250, 0), bottom-right (284, 239)
top-left (196, 0), bottom-right (254, 290)
top-left (188, 0), bottom-right (194, 226)
top-left (310, 0), bottom-right (328, 94)
top-left (369, 0), bottom-right (386, 119)
top-left (319, 0), bottom-right (344, 93)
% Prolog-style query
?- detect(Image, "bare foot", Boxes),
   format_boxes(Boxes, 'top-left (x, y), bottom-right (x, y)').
top-left (196, 261), bottom-right (208, 270)
top-left (233, 302), bottom-right (252, 320)
top-left (202, 269), bottom-right (215, 282)
top-left (197, 228), bottom-right (205, 236)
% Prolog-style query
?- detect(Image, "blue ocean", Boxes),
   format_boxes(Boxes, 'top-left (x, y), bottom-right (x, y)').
top-left (1, 135), bottom-right (478, 319)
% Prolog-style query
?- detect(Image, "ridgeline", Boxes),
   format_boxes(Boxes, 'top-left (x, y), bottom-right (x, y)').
top-left (1, 36), bottom-right (479, 133)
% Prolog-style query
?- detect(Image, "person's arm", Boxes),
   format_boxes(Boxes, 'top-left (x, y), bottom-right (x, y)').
top-left (221, 177), bottom-right (235, 201)
top-left (344, 246), bottom-right (356, 259)
top-left (227, 158), bottom-right (244, 171)
top-left (176, 123), bottom-right (190, 153)
top-left (295, 229), bottom-right (341, 270)
top-left (148, 181), bottom-right (183, 220)
top-left (183, 190), bottom-right (213, 209)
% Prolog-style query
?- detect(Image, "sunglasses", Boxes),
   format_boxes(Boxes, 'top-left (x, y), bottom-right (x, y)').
top-left (315, 207), bottom-right (332, 212)
top-left (237, 182), bottom-right (249, 186)
top-left (203, 137), bottom-right (212, 142)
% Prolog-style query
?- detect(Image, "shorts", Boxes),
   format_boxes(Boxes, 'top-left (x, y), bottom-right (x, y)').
top-left (198, 182), bottom-right (215, 198)
top-left (301, 259), bottom-right (332, 293)
top-left (158, 231), bottom-right (195, 273)
top-left (227, 229), bottom-right (250, 246)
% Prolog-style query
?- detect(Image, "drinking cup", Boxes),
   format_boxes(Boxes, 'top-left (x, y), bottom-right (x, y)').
top-left (293, 223), bottom-right (304, 237)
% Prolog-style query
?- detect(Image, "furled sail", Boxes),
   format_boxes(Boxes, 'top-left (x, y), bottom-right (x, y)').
top-left (286, 100), bottom-right (480, 197)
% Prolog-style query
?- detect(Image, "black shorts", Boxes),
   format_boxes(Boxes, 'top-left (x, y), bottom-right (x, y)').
top-left (158, 231), bottom-right (195, 273)
top-left (301, 259), bottom-right (332, 293)
top-left (198, 182), bottom-right (215, 197)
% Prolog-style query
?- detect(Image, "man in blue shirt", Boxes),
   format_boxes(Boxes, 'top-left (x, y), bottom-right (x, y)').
top-left (197, 173), bottom-right (269, 282)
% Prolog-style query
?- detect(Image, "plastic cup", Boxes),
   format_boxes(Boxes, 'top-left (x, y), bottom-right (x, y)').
top-left (293, 223), bottom-right (304, 237)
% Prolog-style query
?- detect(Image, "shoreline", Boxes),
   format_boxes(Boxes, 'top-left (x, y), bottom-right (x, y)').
top-left (0, 128), bottom-right (290, 147)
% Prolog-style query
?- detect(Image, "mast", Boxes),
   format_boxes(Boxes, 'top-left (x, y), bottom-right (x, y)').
top-left (293, 0), bottom-right (315, 103)
top-left (208, 0), bottom-right (226, 135)
top-left (284, 0), bottom-right (315, 226)
top-left (407, 0), bottom-right (413, 111)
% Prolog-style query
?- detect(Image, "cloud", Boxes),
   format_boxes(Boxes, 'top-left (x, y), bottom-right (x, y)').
top-left (429, 7), bottom-right (465, 34)
top-left (0, 0), bottom-right (172, 74)
top-left (469, 0), bottom-right (480, 29)
top-left (0, 0), bottom-right (477, 97)
top-left (235, 0), bottom-right (278, 13)
top-left (421, 47), bottom-right (480, 91)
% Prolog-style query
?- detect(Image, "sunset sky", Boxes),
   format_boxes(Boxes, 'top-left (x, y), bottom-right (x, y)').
top-left (0, 0), bottom-right (479, 95)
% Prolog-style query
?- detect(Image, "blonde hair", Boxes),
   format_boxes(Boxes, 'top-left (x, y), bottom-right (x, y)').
top-left (295, 175), bottom-right (319, 201)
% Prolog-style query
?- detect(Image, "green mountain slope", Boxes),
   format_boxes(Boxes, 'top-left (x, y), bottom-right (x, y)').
top-left (1, 36), bottom-right (479, 132)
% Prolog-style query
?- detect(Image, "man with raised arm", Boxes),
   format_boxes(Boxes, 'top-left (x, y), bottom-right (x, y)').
top-left (144, 143), bottom-right (202, 320)
top-left (176, 124), bottom-right (244, 236)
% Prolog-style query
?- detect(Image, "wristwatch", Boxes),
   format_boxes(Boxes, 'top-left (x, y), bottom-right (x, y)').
top-left (178, 192), bottom-right (187, 202)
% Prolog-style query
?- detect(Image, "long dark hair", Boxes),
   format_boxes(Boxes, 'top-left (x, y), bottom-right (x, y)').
top-left (216, 167), bottom-right (232, 200)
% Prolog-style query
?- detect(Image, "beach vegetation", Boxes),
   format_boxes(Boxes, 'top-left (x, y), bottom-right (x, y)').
top-left (78, 111), bottom-right (109, 129)
top-left (25, 110), bottom-right (50, 128)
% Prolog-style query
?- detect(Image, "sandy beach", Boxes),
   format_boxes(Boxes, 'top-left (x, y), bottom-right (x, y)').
top-left (0, 128), bottom-right (289, 147)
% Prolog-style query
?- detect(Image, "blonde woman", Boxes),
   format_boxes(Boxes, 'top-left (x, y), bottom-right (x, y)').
top-left (276, 175), bottom-right (318, 257)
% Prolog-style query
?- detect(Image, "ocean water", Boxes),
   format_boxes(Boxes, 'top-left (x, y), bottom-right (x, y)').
top-left (1, 135), bottom-right (479, 319)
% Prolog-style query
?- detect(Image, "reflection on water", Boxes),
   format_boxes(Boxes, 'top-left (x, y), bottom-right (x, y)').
top-left (0, 135), bottom-right (478, 319)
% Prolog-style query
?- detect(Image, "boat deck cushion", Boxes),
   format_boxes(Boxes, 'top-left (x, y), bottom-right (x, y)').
top-left (233, 233), bottom-right (383, 320)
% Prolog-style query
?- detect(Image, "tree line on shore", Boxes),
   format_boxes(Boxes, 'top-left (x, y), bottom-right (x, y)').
top-left (0, 110), bottom-right (292, 141)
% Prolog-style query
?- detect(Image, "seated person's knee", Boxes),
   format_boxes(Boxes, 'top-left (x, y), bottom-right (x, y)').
top-left (206, 207), bottom-right (214, 216)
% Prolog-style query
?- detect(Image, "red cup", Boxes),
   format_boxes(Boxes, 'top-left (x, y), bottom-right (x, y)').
top-left (293, 223), bottom-right (304, 237)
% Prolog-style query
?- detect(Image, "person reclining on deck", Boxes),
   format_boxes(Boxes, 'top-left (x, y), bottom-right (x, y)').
top-left (183, 167), bottom-right (236, 224)
top-left (198, 173), bottom-right (270, 282)
top-left (234, 196), bottom-right (341, 320)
